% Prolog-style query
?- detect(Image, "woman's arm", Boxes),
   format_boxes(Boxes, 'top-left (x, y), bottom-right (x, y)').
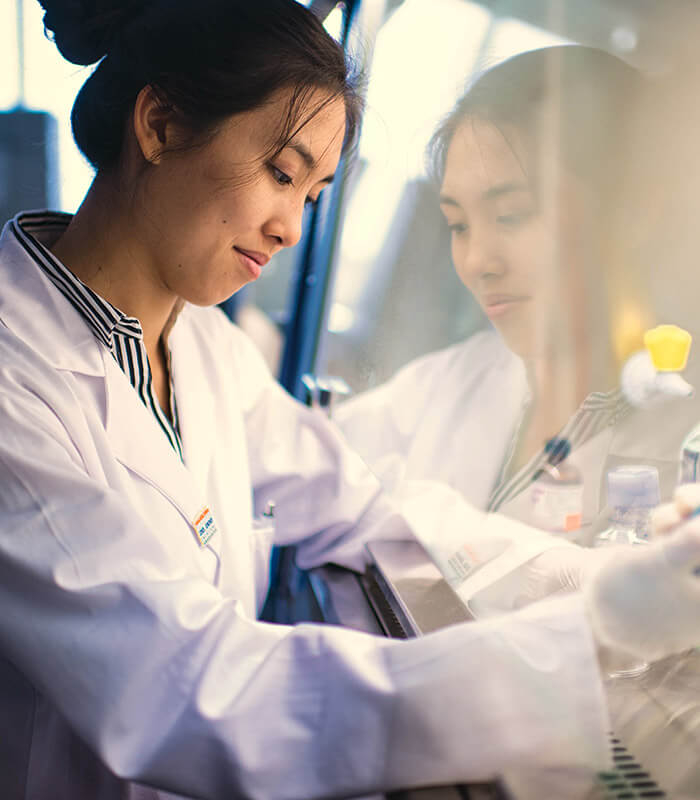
top-left (0, 328), bottom-right (611, 798)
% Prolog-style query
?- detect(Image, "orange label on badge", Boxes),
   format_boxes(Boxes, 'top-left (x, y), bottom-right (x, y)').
top-left (192, 506), bottom-right (218, 547)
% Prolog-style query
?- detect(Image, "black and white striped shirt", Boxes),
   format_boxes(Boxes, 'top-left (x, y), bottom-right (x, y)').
top-left (488, 388), bottom-right (632, 511)
top-left (12, 211), bottom-right (184, 460)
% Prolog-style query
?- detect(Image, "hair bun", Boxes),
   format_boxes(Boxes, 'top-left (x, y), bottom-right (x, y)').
top-left (39, 0), bottom-right (141, 65)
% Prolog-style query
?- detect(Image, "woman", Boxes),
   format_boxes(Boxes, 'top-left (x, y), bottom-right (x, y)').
top-left (1, 4), bottom-right (699, 798)
top-left (336, 45), bottom-right (697, 536)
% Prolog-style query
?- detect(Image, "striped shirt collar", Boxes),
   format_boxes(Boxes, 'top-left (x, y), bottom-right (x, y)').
top-left (488, 387), bottom-right (632, 511)
top-left (12, 210), bottom-right (144, 348)
top-left (12, 210), bottom-right (184, 461)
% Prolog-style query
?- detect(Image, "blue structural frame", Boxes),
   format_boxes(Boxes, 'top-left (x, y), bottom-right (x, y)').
top-left (279, 1), bottom-right (360, 400)
top-left (262, 0), bottom-right (362, 622)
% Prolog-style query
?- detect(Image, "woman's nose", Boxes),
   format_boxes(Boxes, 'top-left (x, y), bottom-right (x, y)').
top-left (263, 200), bottom-right (305, 250)
top-left (456, 226), bottom-right (506, 283)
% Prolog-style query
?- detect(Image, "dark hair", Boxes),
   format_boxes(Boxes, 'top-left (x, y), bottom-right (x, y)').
top-left (39, 0), bottom-right (363, 171)
top-left (427, 45), bottom-right (642, 189)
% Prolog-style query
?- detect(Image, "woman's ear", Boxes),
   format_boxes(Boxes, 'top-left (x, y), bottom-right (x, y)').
top-left (132, 85), bottom-right (177, 164)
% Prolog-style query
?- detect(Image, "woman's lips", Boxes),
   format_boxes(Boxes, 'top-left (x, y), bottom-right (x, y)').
top-left (482, 295), bottom-right (531, 319)
top-left (234, 247), bottom-right (268, 279)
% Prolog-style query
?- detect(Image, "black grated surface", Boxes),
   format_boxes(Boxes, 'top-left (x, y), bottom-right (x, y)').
top-left (597, 736), bottom-right (666, 798)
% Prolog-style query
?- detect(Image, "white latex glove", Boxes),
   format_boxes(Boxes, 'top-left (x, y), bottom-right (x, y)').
top-left (465, 544), bottom-right (608, 618)
top-left (584, 523), bottom-right (700, 662)
top-left (517, 546), bottom-right (621, 607)
top-left (651, 483), bottom-right (700, 536)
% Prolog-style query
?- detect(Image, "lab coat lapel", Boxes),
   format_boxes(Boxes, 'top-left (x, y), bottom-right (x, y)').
top-left (104, 355), bottom-right (203, 526)
top-left (167, 317), bottom-right (217, 495)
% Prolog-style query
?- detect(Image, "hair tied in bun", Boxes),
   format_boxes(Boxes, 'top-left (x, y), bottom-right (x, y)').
top-left (39, 0), bottom-right (145, 66)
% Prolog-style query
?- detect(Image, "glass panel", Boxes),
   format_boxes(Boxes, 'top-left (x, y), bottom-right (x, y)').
top-left (233, 243), bottom-right (299, 375)
top-left (321, 0), bottom-right (700, 606)
top-left (229, 0), bottom-right (348, 375)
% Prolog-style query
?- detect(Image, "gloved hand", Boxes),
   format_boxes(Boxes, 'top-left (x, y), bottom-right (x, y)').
top-left (651, 483), bottom-right (700, 536)
top-left (584, 522), bottom-right (700, 662)
top-left (518, 545), bottom-right (619, 606)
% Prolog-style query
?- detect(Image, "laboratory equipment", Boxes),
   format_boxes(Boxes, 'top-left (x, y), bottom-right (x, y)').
top-left (680, 422), bottom-right (700, 484)
top-left (530, 437), bottom-right (583, 541)
top-left (301, 373), bottom-right (351, 417)
top-left (594, 465), bottom-right (660, 546)
top-left (620, 324), bottom-right (692, 409)
top-left (593, 465), bottom-right (660, 677)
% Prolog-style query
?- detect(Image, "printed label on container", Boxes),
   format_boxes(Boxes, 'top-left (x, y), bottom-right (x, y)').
top-left (442, 537), bottom-right (511, 590)
top-left (681, 448), bottom-right (700, 484)
top-left (447, 544), bottom-right (480, 583)
top-left (192, 506), bottom-right (218, 547)
top-left (531, 483), bottom-right (583, 533)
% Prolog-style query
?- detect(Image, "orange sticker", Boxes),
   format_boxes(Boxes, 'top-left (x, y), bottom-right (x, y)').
top-left (192, 506), bottom-right (218, 547)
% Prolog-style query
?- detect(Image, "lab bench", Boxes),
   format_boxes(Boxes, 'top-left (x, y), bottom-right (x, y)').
top-left (305, 541), bottom-right (700, 800)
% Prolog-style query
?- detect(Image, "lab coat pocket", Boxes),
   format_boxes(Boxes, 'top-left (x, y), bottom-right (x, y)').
top-left (250, 514), bottom-right (276, 616)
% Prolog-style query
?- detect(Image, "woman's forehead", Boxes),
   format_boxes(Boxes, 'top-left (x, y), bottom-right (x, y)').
top-left (442, 117), bottom-right (529, 196)
top-left (227, 87), bottom-right (346, 160)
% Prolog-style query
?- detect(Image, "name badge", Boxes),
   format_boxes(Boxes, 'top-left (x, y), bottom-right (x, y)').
top-left (192, 506), bottom-right (218, 547)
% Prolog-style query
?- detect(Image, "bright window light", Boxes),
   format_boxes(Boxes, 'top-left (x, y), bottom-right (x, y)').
top-left (324, 5), bottom-right (345, 42)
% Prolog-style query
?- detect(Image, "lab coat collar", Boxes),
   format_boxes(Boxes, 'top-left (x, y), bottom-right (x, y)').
top-left (0, 215), bottom-right (215, 524)
top-left (167, 307), bottom-right (218, 495)
top-left (103, 351), bottom-right (204, 524)
top-left (0, 216), bottom-right (106, 376)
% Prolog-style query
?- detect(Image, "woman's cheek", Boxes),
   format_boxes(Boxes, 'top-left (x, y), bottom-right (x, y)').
top-left (451, 240), bottom-right (471, 290)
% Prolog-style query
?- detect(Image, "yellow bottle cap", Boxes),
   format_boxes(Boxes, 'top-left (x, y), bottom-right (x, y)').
top-left (643, 324), bottom-right (692, 371)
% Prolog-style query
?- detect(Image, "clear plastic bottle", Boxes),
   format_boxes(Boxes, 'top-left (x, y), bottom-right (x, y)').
top-left (680, 421), bottom-right (700, 484)
top-left (593, 465), bottom-right (660, 677)
top-left (594, 465), bottom-right (660, 547)
top-left (531, 438), bottom-right (584, 541)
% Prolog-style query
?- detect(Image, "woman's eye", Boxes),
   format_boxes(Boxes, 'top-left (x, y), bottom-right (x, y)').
top-left (270, 165), bottom-right (293, 186)
top-left (497, 210), bottom-right (533, 227)
top-left (306, 186), bottom-right (329, 208)
top-left (448, 222), bottom-right (468, 235)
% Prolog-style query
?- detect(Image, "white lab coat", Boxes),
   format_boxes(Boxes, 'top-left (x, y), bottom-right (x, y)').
top-left (0, 218), bottom-right (609, 800)
top-left (336, 331), bottom-right (699, 536)
top-left (336, 331), bottom-right (526, 509)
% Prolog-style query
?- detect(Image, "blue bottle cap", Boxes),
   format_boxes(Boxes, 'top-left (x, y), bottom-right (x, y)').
top-left (545, 437), bottom-right (571, 466)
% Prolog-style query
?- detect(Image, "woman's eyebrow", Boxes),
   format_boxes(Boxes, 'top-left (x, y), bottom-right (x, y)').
top-left (286, 142), bottom-right (335, 184)
top-left (482, 181), bottom-right (530, 200)
top-left (439, 181), bottom-right (530, 208)
top-left (288, 142), bottom-right (316, 170)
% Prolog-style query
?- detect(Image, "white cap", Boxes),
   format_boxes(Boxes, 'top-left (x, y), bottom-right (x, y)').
top-left (607, 465), bottom-right (660, 509)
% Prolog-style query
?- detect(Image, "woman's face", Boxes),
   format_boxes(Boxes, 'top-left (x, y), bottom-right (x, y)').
top-left (439, 117), bottom-right (591, 359)
top-left (134, 89), bottom-right (346, 306)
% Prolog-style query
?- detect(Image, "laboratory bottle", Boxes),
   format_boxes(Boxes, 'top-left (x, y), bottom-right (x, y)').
top-left (593, 465), bottom-right (660, 678)
top-left (531, 437), bottom-right (583, 541)
top-left (620, 324), bottom-right (692, 410)
top-left (680, 421), bottom-right (700, 484)
top-left (593, 465), bottom-right (660, 547)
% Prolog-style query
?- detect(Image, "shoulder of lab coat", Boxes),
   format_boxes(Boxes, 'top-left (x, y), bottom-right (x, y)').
top-left (335, 330), bottom-right (527, 502)
top-left (335, 328), bottom-right (508, 446)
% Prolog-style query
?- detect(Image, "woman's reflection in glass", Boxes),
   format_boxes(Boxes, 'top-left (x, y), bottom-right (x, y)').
top-left (336, 46), bottom-right (672, 529)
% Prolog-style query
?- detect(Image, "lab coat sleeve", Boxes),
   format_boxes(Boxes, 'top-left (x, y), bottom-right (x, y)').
top-left (393, 478), bottom-right (585, 614)
top-left (222, 316), bottom-right (413, 571)
top-left (332, 363), bottom-right (423, 491)
top-left (0, 346), bottom-right (610, 799)
top-left (221, 315), bottom-right (588, 596)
